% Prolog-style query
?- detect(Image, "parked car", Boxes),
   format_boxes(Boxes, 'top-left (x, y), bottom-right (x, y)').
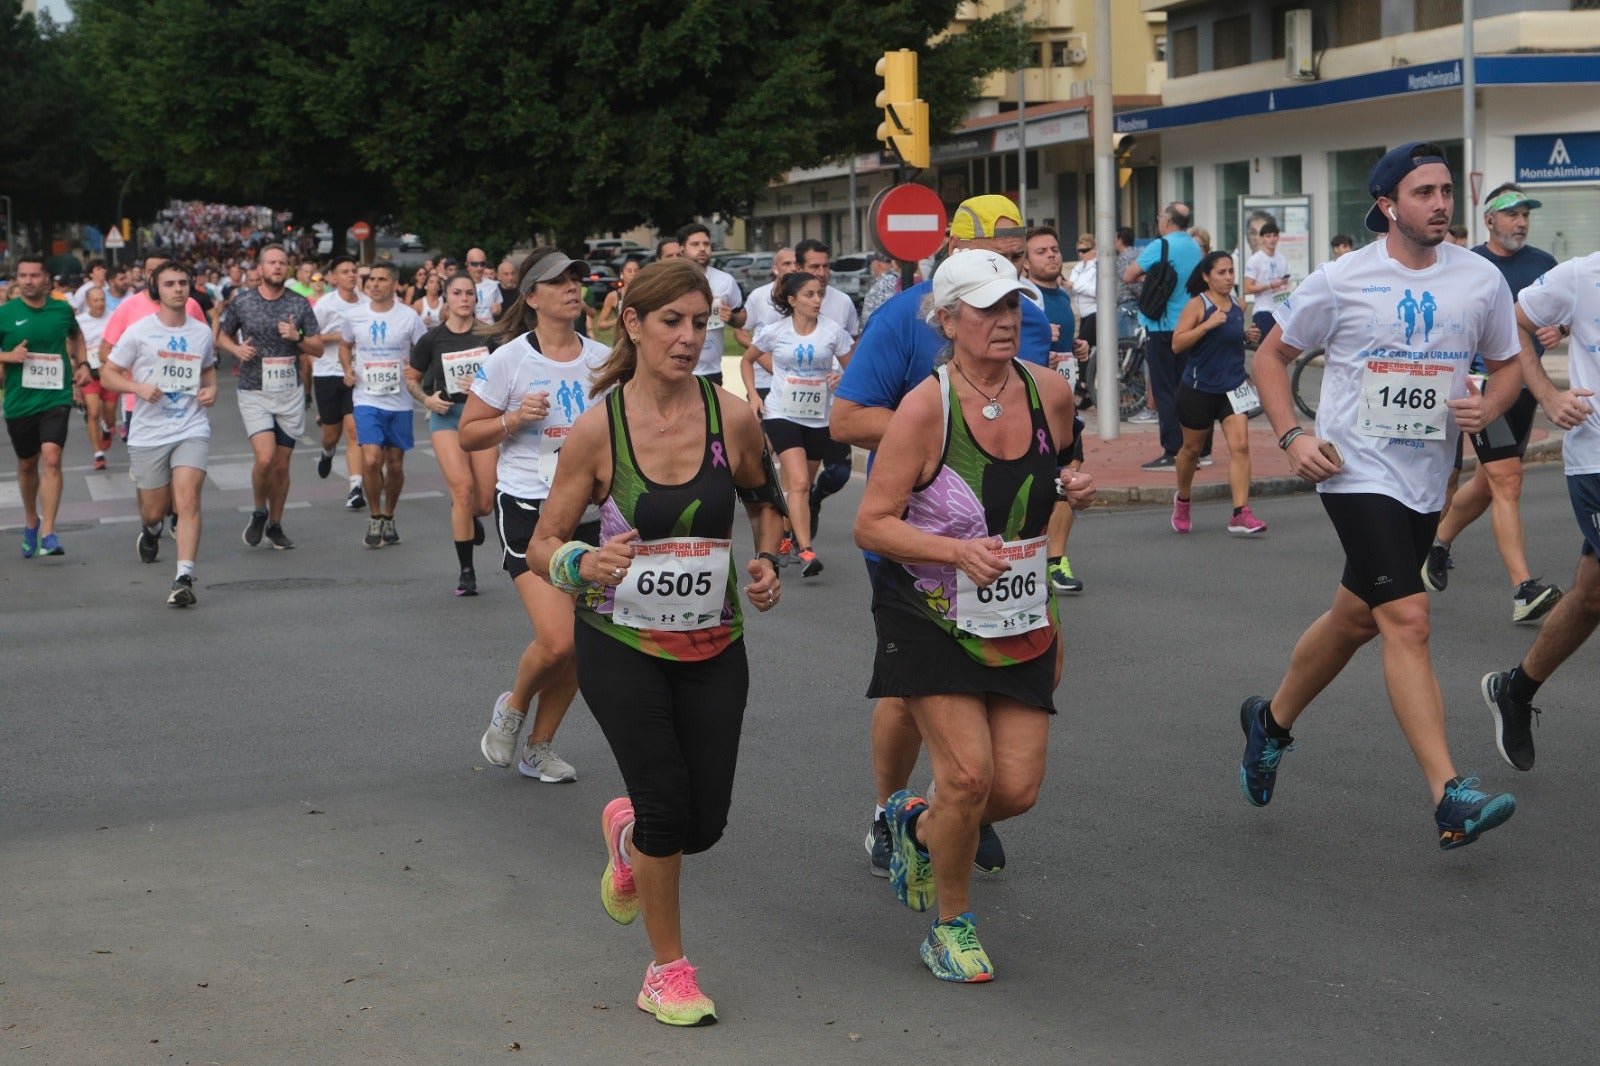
top-left (582, 264), bottom-right (621, 309)
top-left (827, 251), bottom-right (875, 305)
top-left (585, 239), bottom-right (647, 262)
top-left (729, 251), bottom-right (776, 296)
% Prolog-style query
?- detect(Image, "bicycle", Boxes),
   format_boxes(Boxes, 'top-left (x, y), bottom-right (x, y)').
top-left (1080, 308), bottom-right (1149, 420)
top-left (1290, 347), bottom-right (1324, 419)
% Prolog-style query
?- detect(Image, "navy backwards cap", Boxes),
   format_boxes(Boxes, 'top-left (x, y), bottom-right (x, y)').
top-left (1365, 142), bottom-right (1449, 233)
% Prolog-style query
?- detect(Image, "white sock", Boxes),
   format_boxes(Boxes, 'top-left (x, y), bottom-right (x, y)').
top-left (177, 560), bottom-right (195, 579)
top-left (143, 522), bottom-right (162, 537)
top-left (349, 475), bottom-right (362, 488)
top-left (321, 445), bottom-right (335, 458)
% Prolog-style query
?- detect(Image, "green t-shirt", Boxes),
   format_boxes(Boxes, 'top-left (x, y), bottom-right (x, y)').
top-left (0, 296), bottom-right (80, 418)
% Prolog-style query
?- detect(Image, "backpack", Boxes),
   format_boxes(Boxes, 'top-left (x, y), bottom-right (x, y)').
top-left (1137, 236), bottom-right (1178, 323)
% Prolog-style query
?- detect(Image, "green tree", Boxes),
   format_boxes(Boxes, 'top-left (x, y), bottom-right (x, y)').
top-left (0, 1), bottom-right (113, 258)
top-left (65, 0), bottom-right (1023, 256)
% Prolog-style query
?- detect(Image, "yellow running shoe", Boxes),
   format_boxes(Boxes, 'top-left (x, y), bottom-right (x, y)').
top-left (599, 797), bottom-right (638, 925)
top-left (921, 912), bottom-right (994, 982)
top-left (637, 958), bottom-right (717, 1026)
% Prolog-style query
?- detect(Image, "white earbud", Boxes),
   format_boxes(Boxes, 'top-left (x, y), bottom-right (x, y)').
top-left (1387, 207), bottom-right (1398, 221)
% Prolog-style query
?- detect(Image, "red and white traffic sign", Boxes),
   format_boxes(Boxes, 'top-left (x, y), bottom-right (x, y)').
top-left (350, 221), bottom-right (372, 242)
top-left (870, 183), bottom-right (947, 262)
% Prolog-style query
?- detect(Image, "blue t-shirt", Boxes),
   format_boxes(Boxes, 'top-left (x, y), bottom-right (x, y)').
top-left (835, 280), bottom-right (1051, 413)
top-left (1036, 284), bottom-right (1075, 355)
top-left (1135, 232), bottom-right (1202, 332)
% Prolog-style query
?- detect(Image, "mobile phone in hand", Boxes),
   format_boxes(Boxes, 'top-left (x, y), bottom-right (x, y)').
top-left (1320, 439), bottom-right (1343, 468)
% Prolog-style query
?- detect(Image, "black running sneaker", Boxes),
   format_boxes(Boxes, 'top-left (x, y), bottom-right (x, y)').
top-left (1239, 696), bottom-right (1294, 807)
top-left (242, 510), bottom-right (268, 547)
top-left (865, 812), bottom-right (891, 878)
top-left (1435, 775), bottom-right (1515, 850)
top-left (264, 523), bottom-right (294, 550)
top-left (1482, 671), bottom-right (1537, 772)
top-left (136, 527), bottom-right (160, 564)
top-left (974, 823), bottom-right (1006, 874)
top-left (316, 450), bottom-right (333, 479)
top-left (1511, 578), bottom-right (1562, 623)
top-left (799, 549), bottom-right (823, 577)
top-left (346, 485), bottom-right (366, 511)
top-left (1421, 544), bottom-right (1450, 592)
top-left (456, 567), bottom-right (478, 597)
top-left (167, 574), bottom-right (197, 608)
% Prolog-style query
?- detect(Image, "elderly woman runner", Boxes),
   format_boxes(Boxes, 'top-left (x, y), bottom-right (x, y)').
top-left (530, 260), bottom-right (785, 1026)
top-left (855, 249), bottom-right (1095, 983)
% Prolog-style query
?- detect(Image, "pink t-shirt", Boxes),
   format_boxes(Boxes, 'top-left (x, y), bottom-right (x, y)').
top-left (102, 291), bottom-right (207, 412)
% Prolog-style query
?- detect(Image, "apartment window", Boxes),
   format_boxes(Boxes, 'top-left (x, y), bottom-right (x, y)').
top-left (1336, 0), bottom-right (1381, 46)
top-left (1575, 0), bottom-right (1600, 10)
top-left (1050, 40), bottom-right (1083, 67)
top-left (1026, 42), bottom-right (1044, 68)
top-left (1213, 14), bottom-right (1253, 70)
top-left (1171, 26), bottom-right (1198, 77)
top-left (1415, 0), bottom-right (1463, 30)
top-left (1155, 34), bottom-right (1167, 61)
top-left (1330, 146), bottom-right (1387, 243)
top-left (1216, 161), bottom-right (1250, 257)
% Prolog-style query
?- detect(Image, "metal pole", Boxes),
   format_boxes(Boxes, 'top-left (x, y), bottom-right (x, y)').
top-left (1092, 0), bottom-right (1117, 441)
top-left (848, 155), bottom-right (859, 250)
top-left (1016, 0), bottom-right (1028, 222)
top-left (1462, 0), bottom-right (1476, 245)
top-left (114, 172), bottom-right (135, 269)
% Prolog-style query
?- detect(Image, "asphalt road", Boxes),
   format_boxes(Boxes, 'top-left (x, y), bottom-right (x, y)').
top-left (3, 381), bottom-right (1598, 1064)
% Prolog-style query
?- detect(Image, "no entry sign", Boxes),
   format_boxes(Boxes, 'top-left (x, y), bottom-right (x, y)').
top-left (350, 221), bottom-right (372, 242)
top-left (871, 183), bottom-right (947, 262)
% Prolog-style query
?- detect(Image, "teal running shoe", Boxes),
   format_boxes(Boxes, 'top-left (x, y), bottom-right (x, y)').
top-left (921, 913), bottom-right (994, 983)
top-left (886, 789), bottom-right (934, 912)
top-left (1436, 776), bottom-right (1515, 850)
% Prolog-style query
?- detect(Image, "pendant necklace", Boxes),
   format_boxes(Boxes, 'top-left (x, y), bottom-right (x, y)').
top-left (951, 361), bottom-right (1009, 420)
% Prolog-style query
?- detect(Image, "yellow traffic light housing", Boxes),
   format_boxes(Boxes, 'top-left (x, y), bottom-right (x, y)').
top-left (875, 49), bottom-right (930, 170)
top-left (1113, 133), bottom-right (1138, 189)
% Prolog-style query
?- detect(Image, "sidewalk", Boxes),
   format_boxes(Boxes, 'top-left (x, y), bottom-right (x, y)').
top-left (1075, 413), bottom-right (1560, 506)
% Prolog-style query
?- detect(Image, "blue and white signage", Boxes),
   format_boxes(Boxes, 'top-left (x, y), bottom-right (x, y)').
top-left (1515, 132), bottom-right (1600, 184)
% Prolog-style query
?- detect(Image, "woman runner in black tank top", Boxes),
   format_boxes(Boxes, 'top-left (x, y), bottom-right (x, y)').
top-left (529, 260), bottom-right (785, 1027)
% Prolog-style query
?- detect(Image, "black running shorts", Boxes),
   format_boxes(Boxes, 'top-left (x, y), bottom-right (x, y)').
top-left (1319, 491), bottom-right (1440, 608)
top-left (6, 405), bottom-right (72, 459)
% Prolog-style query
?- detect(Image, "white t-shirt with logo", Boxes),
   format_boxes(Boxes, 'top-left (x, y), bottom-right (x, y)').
top-left (311, 289), bottom-right (370, 377)
top-left (695, 264), bottom-right (744, 376)
top-left (1245, 250), bottom-right (1290, 315)
top-left (753, 317), bottom-right (852, 429)
top-left (471, 332), bottom-right (612, 501)
top-left (1275, 240), bottom-right (1518, 513)
top-left (76, 310), bottom-right (110, 366)
top-left (341, 302), bottom-right (427, 412)
top-left (475, 279), bottom-right (502, 325)
top-left (106, 315), bottom-right (217, 447)
top-left (1516, 252), bottom-right (1600, 475)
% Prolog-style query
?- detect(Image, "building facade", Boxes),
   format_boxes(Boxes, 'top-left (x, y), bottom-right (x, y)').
top-left (1124, 2), bottom-right (1600, 268)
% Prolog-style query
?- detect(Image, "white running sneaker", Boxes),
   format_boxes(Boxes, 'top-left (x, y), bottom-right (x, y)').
top-left (519, 742), bottom-right (577, 783)
top-left (480, 692), bottom-right (525, 767)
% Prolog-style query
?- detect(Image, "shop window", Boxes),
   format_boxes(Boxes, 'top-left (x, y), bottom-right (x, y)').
top-left (1274, 156), bottom-right (1303, 195)
top-left (1213, 14), bottom-right (1253, 70)
top-left (1415, 0), bottom-right (1463, 30)
top-left (1215, 161), bottom-right (1249, 255)
top-left (1525, 186), bottom-right (1600, 260)
top-left (1336, 0), bottom-right (1381, 46)
top-left (1171, 26), bottom-right (1198, 77)
top-left (1174, 166), bottom-right (1194, 208)
top-left (1329, 146), bottom-right (1387, 243)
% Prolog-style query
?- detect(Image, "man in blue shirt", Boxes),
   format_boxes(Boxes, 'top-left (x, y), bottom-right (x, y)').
top-left (1424, 184), bottom-right (1565, 622)
top-left (1123, 202), bottom-right (1203, 469)
top-left (832, 193), bottom-right (1059, 882)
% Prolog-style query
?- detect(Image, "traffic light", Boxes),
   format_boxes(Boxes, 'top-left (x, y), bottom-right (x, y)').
top-left (876, 49), bottom-right (930, 170)
top-left (1113, 133), bottom-right (1138, 189)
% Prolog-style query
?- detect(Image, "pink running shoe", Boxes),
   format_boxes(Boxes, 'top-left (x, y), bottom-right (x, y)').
top-left (1171, 493), bottom-right (1192, 534)
top-left (1228, 505), bottom-right (1267, 535)
top-left (637, 957), bottom-right (717, 1026)
top-left (600, 797), bottom-right (638, 925)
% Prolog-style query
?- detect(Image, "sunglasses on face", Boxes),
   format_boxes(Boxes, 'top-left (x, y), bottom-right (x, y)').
top-left (1078, 247), bottom-right (1094, 254)
top-left (467, 260), bottom-right (487, 267)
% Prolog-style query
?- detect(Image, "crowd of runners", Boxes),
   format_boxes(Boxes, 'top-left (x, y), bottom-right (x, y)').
top-left (4, 146), bottom-right (1599, 1024)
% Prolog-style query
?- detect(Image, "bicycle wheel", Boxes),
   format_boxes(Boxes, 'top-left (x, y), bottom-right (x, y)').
top-left (1291, 349), bottom-right (1324, 419)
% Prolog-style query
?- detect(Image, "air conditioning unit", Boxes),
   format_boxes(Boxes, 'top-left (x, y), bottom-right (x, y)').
top-left (1285, 8), bottom-right (1316, 80)
top-left (1059, 46), bottom-right (1087, 67)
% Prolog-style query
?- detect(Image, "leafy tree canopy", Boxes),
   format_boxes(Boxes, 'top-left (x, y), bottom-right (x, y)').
top-left (65, 0), bottom-right (1023, 254)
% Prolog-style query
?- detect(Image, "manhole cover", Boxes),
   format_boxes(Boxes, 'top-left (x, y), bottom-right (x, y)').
top-left (207, 577), bottom-right (341, 592)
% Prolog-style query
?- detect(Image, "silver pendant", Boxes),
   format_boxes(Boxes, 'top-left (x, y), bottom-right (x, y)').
top-left (982, 401), bottom-right (1003, 421)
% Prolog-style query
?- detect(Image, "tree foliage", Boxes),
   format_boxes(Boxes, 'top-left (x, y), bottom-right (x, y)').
top-left (64, 0), bottom-right (1023, 255)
